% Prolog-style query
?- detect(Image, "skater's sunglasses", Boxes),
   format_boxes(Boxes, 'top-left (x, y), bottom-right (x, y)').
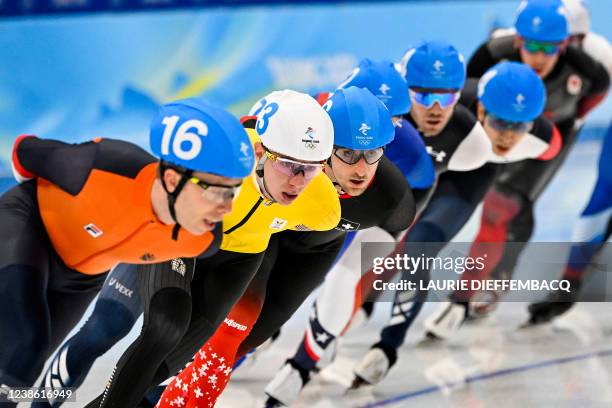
top-left (334, 146), bottom-right (385, 165)
top-left (409, 89), bottom-right (460, 109)
top-left (189, 177), bottom-right (242, 203)
top-left (485, 112), bottom-right (534, 134)
top-left (522, 39), bottom-right (562, 55)
top-left (264, 148), bottom-right (324, 180)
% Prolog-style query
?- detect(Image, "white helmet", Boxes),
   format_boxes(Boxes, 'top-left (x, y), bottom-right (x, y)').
top-left (248, 90), bottom-right (334, 162)
top-left (562, 0), bottom-right (590, 35)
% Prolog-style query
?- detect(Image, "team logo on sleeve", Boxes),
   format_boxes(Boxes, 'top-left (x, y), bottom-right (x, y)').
top-left (426, 146), bottom-right (447, 163)
top-left (84, 223), bottom-right (103, 238)
top-left (171, 258), bottom-right (187, 276)
top-left (335, 218), bottom-right (360, 231)
top-left (270, 218), bottom-right (288, 230)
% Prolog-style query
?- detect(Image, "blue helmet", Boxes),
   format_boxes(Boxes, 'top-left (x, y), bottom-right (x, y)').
top-left (323, 86), bottom-right (395, 150)
top-left (515, 0), bottom-right (569, 42)
top-left (399, 41), bottom-right (466, 90)
top-left (150, 98), bottom-right (254, 178)
top-left (478, 62), bottom-right (547, 122)
top-left (337, 59), bottom-right (411, 116)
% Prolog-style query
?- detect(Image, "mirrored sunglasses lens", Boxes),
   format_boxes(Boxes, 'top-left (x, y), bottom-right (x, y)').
top-left (544, 45), bottom-right (559, 55)
top-left (412, 92), bottom-right (438, 108)
top-left (436, 93), bottom-right (459, 108)
top-left (524, 41), bottom-right (559, 55)
top-left (412, 92), bottom-right (457, 108)
top-left (524, 42), bottom-right (539, 53)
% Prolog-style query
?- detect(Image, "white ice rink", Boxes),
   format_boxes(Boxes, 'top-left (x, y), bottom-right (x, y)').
top-left (33, 136), bottom-right (612, 408)
top-left (217, 302), bottom-right (612, 408)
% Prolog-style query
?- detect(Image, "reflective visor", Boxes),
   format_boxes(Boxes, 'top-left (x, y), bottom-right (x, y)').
top-left (409, 90), bottom-right (460, 109)
top-left (265, 150), bottom-right (324, 180)
top-left (523, 40), bottom-right (562, 55)
top-left (485, 113), bottom-right (534, 134)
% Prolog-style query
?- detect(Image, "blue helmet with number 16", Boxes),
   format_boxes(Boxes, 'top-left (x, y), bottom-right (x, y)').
top-left (150, 98), bottom-right (255, 178)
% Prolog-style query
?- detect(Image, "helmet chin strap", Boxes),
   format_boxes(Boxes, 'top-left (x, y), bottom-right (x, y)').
top-left (159, 161), bottom-right (192, 240)
top-left (326, 156), bottom-right (346, 195)
top-left (255, 155), bottom-right (276, 203)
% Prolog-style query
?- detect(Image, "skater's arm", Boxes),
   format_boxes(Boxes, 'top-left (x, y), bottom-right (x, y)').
top-left (11, 136), bottom-right (155, 194)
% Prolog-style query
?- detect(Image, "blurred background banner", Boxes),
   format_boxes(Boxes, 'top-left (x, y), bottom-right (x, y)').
top-left (0, 0), bottom-right (465, 17)
top-left (0, 0), bottom-right (610, 177)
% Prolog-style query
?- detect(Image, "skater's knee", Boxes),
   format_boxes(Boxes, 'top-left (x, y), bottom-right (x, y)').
top-left (406, 221), bottom-right (446, 243)
top-left (145, 288), bottom-right (191, 349)
top-left (81, 299), bottom-right (138, 354)
top-left (0, 263), bottom-right (51, 385)
top-left (0, 328), bottom-right (50, 386)
top-left (507, 201), bottom-right (534, 241)
top-left (482, 185), bottom-right (526, 226)
top-left (231, 292), bottom-right (264, 324)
